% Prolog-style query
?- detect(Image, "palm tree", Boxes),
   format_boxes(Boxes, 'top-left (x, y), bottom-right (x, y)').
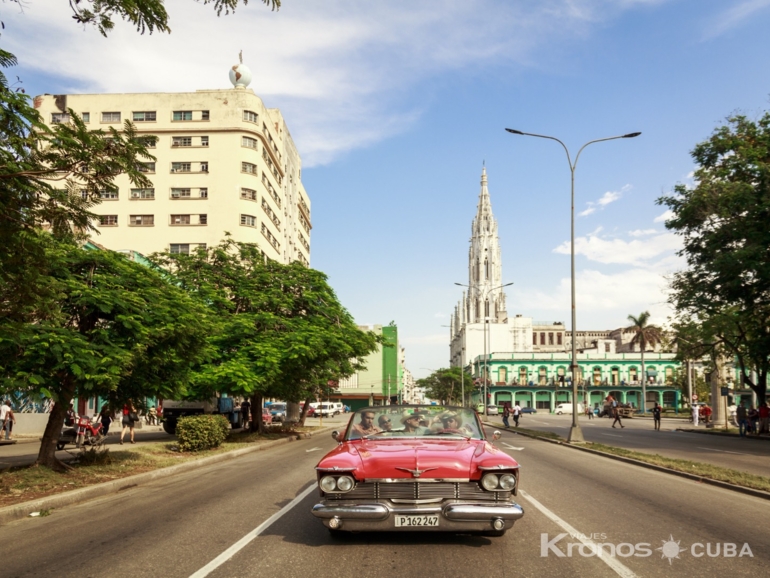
top-left (626, 312), bottom-right (664, 413)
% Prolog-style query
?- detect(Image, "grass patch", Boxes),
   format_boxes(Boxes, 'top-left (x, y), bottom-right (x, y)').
top-left (0, 429), bottom-right (305, 508)
top-left (584, 442), bottom-right (770, 493)
top-left (512, 427), bottom-right (565, 441)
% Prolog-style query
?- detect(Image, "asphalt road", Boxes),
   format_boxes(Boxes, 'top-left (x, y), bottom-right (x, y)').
top-left (487, 413), bottom-right (770, 478)
top-left (0, 418), bottom-right (766, 578)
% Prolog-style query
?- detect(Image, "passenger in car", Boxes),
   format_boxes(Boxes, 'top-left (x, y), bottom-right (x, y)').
top-left (400, 411), bottom-right (428, 434)
top-left (351, 411), bottom-right (381, 437)
top-left (378, 415), bottom-right (393, 432)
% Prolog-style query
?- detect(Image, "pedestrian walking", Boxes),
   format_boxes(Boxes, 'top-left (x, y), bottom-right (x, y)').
top-left (98, 405), bottom-right (113, 437)
top-left (502, 403), bottom-right (510, 428)
top-left (692, 403), bottom-right (699, 427)
top-left (1, 400), bottom-right (16, 440)
top-left (241, 399), bottom-right (251, 430)
top-left (652, 402), bottom-right (662, 431)
top-left (759, 402), bottom-right (770, 435)
top-left (586, 404), bottom-right (594, 420)
top-left (120, 401), bottom-right (138, 445)
top-left (147, 406), bottom-right (157, 426)
top-left (512, 403), bottom-right (521, 427)
top-left (611, 403), bottom-right (624, 429)
top-left (737, 402), bottom-right (749, 437)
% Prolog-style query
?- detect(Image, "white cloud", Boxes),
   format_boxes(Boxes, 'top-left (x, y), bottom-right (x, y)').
top-left (4, 0), bottom-right (676, 166)
top-left (702, 0), bottom-right (770, 39)
top-left (653, 210), bottom-right (674, 223)
top-left (628, 229), bottom-right (658, 237)
top-left (578, 184), bottom-right (630, 217)
top-left (554, 231), bottom-right (681, 267)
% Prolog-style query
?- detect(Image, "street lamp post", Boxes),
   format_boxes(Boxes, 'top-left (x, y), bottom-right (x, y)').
top-left (505, 128), bottom-right (641, 443)
top-left (455, 281), bottom-right (514, 414)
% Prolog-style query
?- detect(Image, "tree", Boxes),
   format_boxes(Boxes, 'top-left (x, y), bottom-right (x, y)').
top-left (417, 367), bottom-right (472, 406)
top-left (5, 0), bottom-right (280, 36)
top-left (0, 238), bottom-right (211, 469)
top-left (625, 311), bottom-right (663, 413)
top-left (151, 237), bottom-right (379, 433)
top-left (658, 112), bottom-right (770, 405)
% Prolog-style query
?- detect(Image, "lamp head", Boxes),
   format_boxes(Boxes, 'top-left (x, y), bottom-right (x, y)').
top-left (623, 132), bottom-right (642, 138)
top-left (505, 128), bottom-right (523, 135)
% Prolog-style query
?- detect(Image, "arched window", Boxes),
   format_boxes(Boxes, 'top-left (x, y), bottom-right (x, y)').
top-left (665, 367), bottom-right (674, 384)
top-left (484, 300), bottom-right (489, 317)
top-left (519, 367), bottom-right (528, 384)
top-left (538, 367), bottom-right (547, 386)
top-left (593, 367), bottom-right (602, 386)
top-left (484, 258), bottom-right (489, 280)
top-left (499, 367), bottom-right (507, 383)
top-left (629, 367), bottom-right (638, 383)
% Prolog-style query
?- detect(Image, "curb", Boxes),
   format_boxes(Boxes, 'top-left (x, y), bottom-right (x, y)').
top-left (675, 427), bottom-right (769, 441)
top-left (0, 426), bottom-right (337, 526)
top-left (484, 421), bottom-right (770, 502)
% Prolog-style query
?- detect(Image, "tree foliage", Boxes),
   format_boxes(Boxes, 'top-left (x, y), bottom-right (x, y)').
top-left (416, 367), bottom-right (472, 406)
top-left (150, 238), bottom-right (380, 432)
top-left (658, 112), bottom-right (770, 404)
top-left (0, 239), bottom-right (211, 469)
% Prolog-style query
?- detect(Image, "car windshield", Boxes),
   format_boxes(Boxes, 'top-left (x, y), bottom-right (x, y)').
top-left (344, 405), bottom-right (483, 441)
top-left (272, 404), bottom-right (286, 411)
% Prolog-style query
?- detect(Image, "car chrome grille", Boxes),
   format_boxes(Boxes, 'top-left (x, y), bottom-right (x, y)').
top-left (325, 482), bottom-right (509, 502)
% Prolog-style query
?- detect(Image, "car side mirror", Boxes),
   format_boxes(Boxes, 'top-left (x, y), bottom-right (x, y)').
top-left (332, 430), bottom-right (340, 442)
top-left (492, 431), bottom-right (502, 441)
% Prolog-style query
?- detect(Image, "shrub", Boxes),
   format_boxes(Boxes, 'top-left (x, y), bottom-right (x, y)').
top-left (176, 414), bottom-right (230, 452)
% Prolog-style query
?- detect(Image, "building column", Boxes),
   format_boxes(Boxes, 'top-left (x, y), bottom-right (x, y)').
top-left (549, 390), bottom-right (555, 413)
top-left (674, 390), bottom-right (680, 413)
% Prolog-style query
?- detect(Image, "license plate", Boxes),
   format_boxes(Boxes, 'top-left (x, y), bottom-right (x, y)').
top-left (394, 515), bottom-right (439, 527)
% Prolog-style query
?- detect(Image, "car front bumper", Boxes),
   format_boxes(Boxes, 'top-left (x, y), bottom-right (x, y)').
top-left (311, 500), bottom-right (525, 532)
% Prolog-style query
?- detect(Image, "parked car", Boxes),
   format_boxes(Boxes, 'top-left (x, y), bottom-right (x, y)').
top-left (520, 407), bottom-right (537, 414)
top-left (261, 407), bottom-right (273, 425)
top-left (300, 402), bottom-right (315, 417)
top-left (555, 402), bottom-right (584, 415)
top-left (315, 402), bottom-right (339, 418)
top-left (311, 405), bottom-right (524, 535)
top-left (270, 403), bottom-right (287, 423)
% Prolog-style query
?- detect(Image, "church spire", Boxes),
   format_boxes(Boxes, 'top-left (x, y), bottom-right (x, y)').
top-left (466, 165), bottom-right (506, 324)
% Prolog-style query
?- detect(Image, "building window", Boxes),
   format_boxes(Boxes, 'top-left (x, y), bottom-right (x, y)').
top-left (173, 136), bottom-right (192, 147)
top-left (199, 188), bottom-right (208, 198)
top-left (173, 111), bottom-right (193, 121)
top-left (139, 136), bottom-right (156, 148)
top-left (101, 112), bottom-right (121, 122)
top-left (99, 190), bottom-right (119, 200)
top-left (498, 367), bottom-right (507, 383)
top-left (98, 215), bottom-right (118, 226)
top-left (201, 110), bottom-right (210, 120)
top-left (240, 214), bottom-right (256, 227)
top-left (82, 112), bottom-right (90, 123)
top-left (132, 111), bottom-right (156, 122)
top-left (200, 162), bottom-right (208, 172)
top-left (548, 333), bottom-right (554, 345)
top-left (241, 188), bottom-right (257, 201)
top-left (129, 215), bottom-right (154, 226)
top-left (242, 136), bottom-right (258, 149)
top-left (171, 214), bottom-right (191, 225)
top-left (171, 188), bottom-right (191, 198)
top-left (605, 343), bottom-right (611, 353)
top-left (130, 188), bottom-right (155, 199)
top-left (201, 136), bottom-right (209, 147)
top-left (557, 333), bottom-right (563, 346)
top-left (539, 367), bottom-right (547, 386)
top-left (138, 162), bottom-right (155, 173)
top-left (199, 214), bottom-right (207, 225)
top-left (170, 244), bottom-right (190, 255)
top-left (540, 332), bottom-right (545, 345)
top-left (51, 112), bottom-right (70, 124)
top-left (242, 162), bottom-right (257, 175)
top-left (171, 162), bottom-right (191, 173)
top-left (532, 333), bottom-right (537, 346)
top-left (243, 110), bottom-right (258, 123)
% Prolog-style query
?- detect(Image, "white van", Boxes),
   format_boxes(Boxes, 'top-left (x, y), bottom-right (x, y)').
top-left (333, 402), bottom-right (344, 414)
top-left (316, 403), bottom-right (338, 417)
top-left (555, 403), bottom-right (584, 415)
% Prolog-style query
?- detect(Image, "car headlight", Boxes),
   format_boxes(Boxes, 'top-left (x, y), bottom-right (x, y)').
top-left (335, 476), bottom-right (354, 492)
top-left (499, 473), bottom-right (517, 491)
top-left (481, 473), bottom-right (500, 491)
top-left (319, 476), bottom-right (337, 492)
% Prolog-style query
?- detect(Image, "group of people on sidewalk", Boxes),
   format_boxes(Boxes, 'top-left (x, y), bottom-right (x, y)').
top-left (66, 400), bottom-right (158, 445)
top-left (735, 401), bottom-right (770, 437)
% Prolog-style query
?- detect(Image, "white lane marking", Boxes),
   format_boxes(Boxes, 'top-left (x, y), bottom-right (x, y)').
top-left (696, 447), bottom-right (747, 456)
top-left (189, 483), bottom-right (316, 578)
top-left (502, 442), bottom-right (524, 451)
top-left (305, 447), bottom-right (322, 453)
top-left (519, 490), bottom-right (637, 578)
top-left (601, 433), bottom-right (623, 438)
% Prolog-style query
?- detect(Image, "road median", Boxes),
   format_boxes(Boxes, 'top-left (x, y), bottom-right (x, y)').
top-left (0, 425), bottom-right (336, 526)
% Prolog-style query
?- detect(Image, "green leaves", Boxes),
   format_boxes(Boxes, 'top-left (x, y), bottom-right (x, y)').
top-left (417, 367), bottom-right (472, 405)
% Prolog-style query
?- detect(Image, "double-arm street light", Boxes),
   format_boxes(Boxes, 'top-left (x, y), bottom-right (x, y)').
top-left (455, 282), bottom-right (514, 413)
top-left (505, 128), bottom-right (641, 443)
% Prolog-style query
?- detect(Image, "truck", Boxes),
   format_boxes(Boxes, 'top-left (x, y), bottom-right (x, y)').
top-left (162, 397), bottom-right (241, 435)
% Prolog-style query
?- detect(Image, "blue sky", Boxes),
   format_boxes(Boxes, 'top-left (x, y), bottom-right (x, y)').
top-left (4, 0), bottom-right (770, 378)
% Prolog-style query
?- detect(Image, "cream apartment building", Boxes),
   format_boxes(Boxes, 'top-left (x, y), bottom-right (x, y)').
top-left (34, 81), bottom-right (311, 265)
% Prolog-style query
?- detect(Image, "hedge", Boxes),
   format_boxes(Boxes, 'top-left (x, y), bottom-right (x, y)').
top-left (176, 414), bottom-right (231, 452)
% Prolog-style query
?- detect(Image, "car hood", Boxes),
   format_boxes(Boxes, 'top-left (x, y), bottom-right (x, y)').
top-left (317, 438), bottom-right (518, 480)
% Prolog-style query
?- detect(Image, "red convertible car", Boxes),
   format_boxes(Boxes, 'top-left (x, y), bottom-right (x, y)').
top-left (311, 405), bottom-right (524, 535)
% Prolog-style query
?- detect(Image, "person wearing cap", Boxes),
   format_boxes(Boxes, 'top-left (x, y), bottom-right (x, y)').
top-left (401, 411), bottom-right (427, 434)
top-left (378, 415), bottom-right (393, 432)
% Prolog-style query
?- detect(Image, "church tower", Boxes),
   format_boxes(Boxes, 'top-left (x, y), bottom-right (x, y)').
top-left (465, 166), bottom-right (507, 324)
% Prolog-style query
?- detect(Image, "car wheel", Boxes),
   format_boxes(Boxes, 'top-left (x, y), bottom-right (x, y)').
top-left (556, 411), bottom-right (562, 415)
